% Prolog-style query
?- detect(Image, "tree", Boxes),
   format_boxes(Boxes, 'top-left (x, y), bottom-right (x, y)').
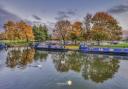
top-left (83, 13), bottom-right (92, 40)
top-left (69, 33), bottom-right (78, 44)
top-left (4, 21), bottom-right (16, 40)
top-left (43, 25), bottom-right (49, 40)
top-left (55, 20), bottom-right (71, 46)
top-left (0, 32), bottom-right (6, 40)
top-left (90, 27), bottom-right (110, 45)
top-left (16, 21), bottom-right (34, 42)
top-left (4, 21), bottom-right (34, 42)
top-left (92, 12), bottom-right (122, 40)
top-left (84, 13), bottom-right (92, 33)
top-left (68, 21), bottom-right (83, 44)
top-left (32, 25), bottom-right (49, 41)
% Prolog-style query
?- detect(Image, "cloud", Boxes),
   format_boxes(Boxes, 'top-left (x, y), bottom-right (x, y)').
top-left (47, 21), bottom-right (55, 26)
top-left (58, 11), bottom-right (66, 16)
top-left (108, 4), bottom-right (128, 14)
top-left (67, 9), bottom-right (77, 15)
top-left (32, 15), bottom-right (42, 20)
top-left (0, 4), bottom-right (3, 8)
top-left (55, 14), bottom-right (70, 20)
top-left (55, 9), bottom-right (77, 20)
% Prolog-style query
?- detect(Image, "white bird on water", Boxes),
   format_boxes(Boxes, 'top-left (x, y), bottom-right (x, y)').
top-left (37, 64), bottom-right (42, 68)
top-left (29, 64), bottom-right (42, 68)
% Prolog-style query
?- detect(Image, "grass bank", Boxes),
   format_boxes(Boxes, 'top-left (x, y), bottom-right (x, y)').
top-left (65, 43), bottom-right (128, 49)
top-left (95, 43), bottom-right (128, 48)
top-left (0, 40), bottom-right (32, 46)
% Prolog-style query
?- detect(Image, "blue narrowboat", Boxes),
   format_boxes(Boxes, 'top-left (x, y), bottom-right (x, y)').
top-left (0, 42), bottom-right (6, 49)
top-left (79, 44), bottom-right (128, 55)
top-left (34, 43), bottom-right (68, 52)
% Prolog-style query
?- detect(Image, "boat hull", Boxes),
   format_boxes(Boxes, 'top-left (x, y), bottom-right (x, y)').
top-left (80, 47), bottom-right (128, 55)
top-left (35, 47), bottom-right (68, 52)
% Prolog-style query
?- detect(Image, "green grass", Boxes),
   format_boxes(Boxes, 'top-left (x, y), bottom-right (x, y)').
top-left (1, 40), bottom-right (128, 48)
top-left (0, 40), bottom-right (32, 46)
top-left (97, 43), bottom-right (128, 48)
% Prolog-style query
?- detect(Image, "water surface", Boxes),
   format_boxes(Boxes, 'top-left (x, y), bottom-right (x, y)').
top-left (0, 47), bottom-right (128, 89)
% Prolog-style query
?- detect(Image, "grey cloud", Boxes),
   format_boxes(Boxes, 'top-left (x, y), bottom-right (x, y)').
top-left (108, 5), bottom-right (128, 14)
top-left (32, 15), bottom-right (42, 20)
top-left (0, 6), bottom-right (21, 31)
top-left (55, 14), bottom-right (70, 20)
top-left (67, 9), bottom-right (77, 15)
top-left (55, 9), bottom-right (77, 20)
top-left (58, 11), bottom-right (66, 15)
top-left (47, 21), bottom-right (55, 26)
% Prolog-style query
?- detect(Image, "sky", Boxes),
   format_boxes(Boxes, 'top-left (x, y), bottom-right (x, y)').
top-left (0, 0), bottom-right (128, 30)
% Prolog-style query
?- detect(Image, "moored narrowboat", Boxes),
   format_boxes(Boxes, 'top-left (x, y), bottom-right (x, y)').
top-left (0, 43), bottom-right (6, 49)
top-left (34, 43), bottom-right (68, 52)
top-left (79, 44), bottom-right (128, 55)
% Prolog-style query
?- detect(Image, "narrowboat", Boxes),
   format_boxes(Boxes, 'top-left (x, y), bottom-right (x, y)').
top-left (0, 43), bottom-right (6, 49)
top-left (34, 43), bottom-right (68, 52)
top-left (79, 44), bottom-right (128, 55)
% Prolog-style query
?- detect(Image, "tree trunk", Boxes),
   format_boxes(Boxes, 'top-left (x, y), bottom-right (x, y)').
top-left (63, 40), bottom-right (66, 48)
top-left (74, 40), bottom-right (77, 45)
top-left (97, 40), bottom-right (100, 46)
top-left (61, 40), bottom-right (65, 48)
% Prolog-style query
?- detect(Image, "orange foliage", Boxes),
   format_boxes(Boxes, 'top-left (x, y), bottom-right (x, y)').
top-left (4, 21), bottom-right (34, 41)
top-left (67, 21), bottom-right (83, 40)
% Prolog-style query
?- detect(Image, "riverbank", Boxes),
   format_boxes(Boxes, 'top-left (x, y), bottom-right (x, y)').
top-left (1, 40), bottom-right (128, 48)
top-left (0, 40), bottom-right (32, 47)
top-left (95, 43), bottom-right (128, 48)
top-left (66, 43), bottom-right (128, 50)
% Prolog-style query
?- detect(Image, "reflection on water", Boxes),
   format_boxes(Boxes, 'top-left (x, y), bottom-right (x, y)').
top-left (52, 52), bottom-right (84, 72)
top-left (82, 55), bottom-right (119, 83)
top-left (6, 48), bottom-right (48, 69)
top-left (6, 48), bottom-right (35, 68)
top-left (34, 50), bottom-right (48, 62)
top-left (5, 48), bottom-right (120, 83)
top-left (1, 48), bottom-right (128, 89)
top-left (52, 51), bottom-right (120, 83)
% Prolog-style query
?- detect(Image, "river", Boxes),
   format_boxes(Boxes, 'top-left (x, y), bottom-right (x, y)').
top-left (0, 47), bottom-right (128, 89)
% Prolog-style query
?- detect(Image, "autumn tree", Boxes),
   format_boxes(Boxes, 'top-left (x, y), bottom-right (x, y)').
top-left (83, 13), bottom-right (92, 40)
top-left (68, 21), bottom-right (83, 44)
top-left (4, 21), bottom-right (34, 42)
top-left (52, 12), bottom-right (122, 42)
top-left (90, 27), bottom-right (110, 45)
top-left (92, 12), bottom-right (122, 40)
top-left (4, 21), bottom-right (17, 40)
top-left (0, 32), bottom-right (6, 40)
top-left (33, 24), bottom-right (49, 41)
top-left (55, 20), bottom-right (71, 46)
top-left (16, 21), bottom-right (34, 42)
